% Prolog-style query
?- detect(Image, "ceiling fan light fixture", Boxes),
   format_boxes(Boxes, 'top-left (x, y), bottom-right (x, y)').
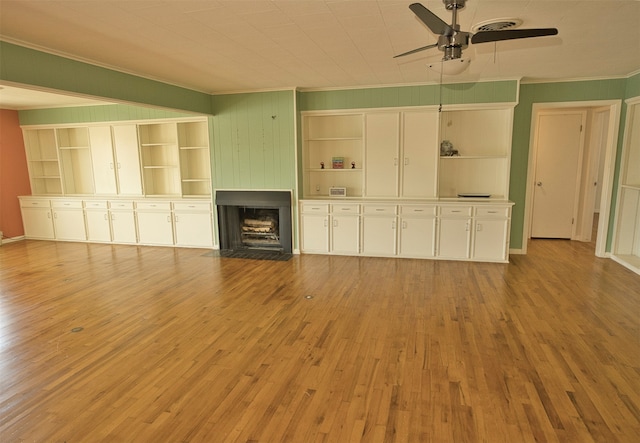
top-left (428, 58), bottom-right (471, 75)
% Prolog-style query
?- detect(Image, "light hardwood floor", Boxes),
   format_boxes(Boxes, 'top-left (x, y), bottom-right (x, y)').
top-left (0, 238), bottom-right (638, 442)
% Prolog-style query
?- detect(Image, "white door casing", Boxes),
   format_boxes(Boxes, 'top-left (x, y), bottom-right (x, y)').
top-left (531, 111), bottom-right (586, 239)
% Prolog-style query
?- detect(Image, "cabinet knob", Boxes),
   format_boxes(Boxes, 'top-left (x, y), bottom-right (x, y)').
top-left (536, 181), bottom-right (543, 187)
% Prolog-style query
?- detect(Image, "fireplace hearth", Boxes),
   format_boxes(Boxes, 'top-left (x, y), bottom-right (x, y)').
top-left (216, 190), bottom-right (292, 255)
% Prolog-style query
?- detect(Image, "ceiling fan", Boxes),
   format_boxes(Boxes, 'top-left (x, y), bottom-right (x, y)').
top-left (395, 0), bottom-right (558, 63)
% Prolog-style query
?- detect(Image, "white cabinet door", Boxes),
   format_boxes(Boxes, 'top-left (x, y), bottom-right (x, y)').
top-left (110, 210), bottom-right (137, 244)
top-left (472, 218), bottom-right (510, 261)
top-left (331, 214), bottom-right (360, 254)
top-left (112, 125), bottom-right (143, 196)
top-left (365, 112), bottom-right (400, 197)
top-left (174, 211), bottom-right (213, 247)
top-left (301, 213), bottom-right (329, 253)
top-left (137, 210), bottom-right (174, 246)
top-left (53, 209), bottom-right (86, 241)
top-left (89, 126), bottom-right (118, 195)
top-left (361, 216), bottom-right (397, 256)
top-left (21, 207), bottom-right (55, 239)
top-left (437, 217), bottom-right (472, 259)
top-left (402, 110), bottom-right (439, 198)
top-left (399, 216), bottom-right (436, 258)
top-left (85, 210), bottom-right (112, 242)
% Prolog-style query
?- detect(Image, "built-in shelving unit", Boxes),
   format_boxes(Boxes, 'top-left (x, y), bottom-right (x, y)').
top-left (138, 122), bottom-right (181, 197)
top-left (438, 107), bottom-right (512, 199)
top-left (23, 128), bottom-right (62, 195)
top-left (57, 127), bottom-right (94, 195)
top-left (177, 121), bottom-right (211, 197)
top-left (303, 113), bottom-right (364, 197)
top-left (300, 105), bottom-right (515, 263)
top-left (22, 117), bottom-right (211, 199)
top-left (612, 97), bottom-right (640, 274)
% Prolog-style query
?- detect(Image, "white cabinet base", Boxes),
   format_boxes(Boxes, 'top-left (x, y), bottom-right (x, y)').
top-left (300, 199), bottom-right (512, 263)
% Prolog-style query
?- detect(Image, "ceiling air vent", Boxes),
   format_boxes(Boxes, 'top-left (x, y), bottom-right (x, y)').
top-left (472, 18), bottom-right (523, 33)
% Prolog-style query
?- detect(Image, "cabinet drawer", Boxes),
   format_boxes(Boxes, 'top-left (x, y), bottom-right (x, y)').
top-left (173, 201), bottom-right (211, 211)
top-left (302, 203), bottom-right (329, 214)
top-left (400, 205), bottom-right (436, 216)
top-left (52, 200), bottom-right (83, 209)
top-left (20, 198), bottom-right (50, 208)
top-left (332, 203), bottom-right (360, 214)
top-left (475, 206), bottom-right (510, 218)
top-left (136, 201), bottom-right (171, 210)
top-left (84, 200), bottom-right (108, 209)
top-left (363, 205), bottom-right (397, 215)
top-left (439, 206), bottom-right (472, 216)
top-left (109, 201), bottom-right (134, 210)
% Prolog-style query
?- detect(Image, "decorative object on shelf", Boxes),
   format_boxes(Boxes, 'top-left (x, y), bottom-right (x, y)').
top-left (329, 187), bottom-right (347, 197)
top-left (351, 161), bottom-right (356, 169)
top-left (440, 140), bottom-right (458, 156)
top-left (332, 157), bottom-right (344, 169)
top-left (320, 161), bottom-right (324, 169)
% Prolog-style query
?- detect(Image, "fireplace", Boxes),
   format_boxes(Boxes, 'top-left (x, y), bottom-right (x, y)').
top-left (216, 190), bottom-right (292, 254)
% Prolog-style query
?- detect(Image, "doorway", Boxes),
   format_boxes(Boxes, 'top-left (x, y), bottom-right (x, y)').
top-left (524, 100), bottom-right (621, 257)
top-left (530, 110), bottom-right (586, 239)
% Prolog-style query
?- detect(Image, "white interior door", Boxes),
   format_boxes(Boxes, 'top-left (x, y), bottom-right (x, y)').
top-left (531, 112), bottom-right (585, 238)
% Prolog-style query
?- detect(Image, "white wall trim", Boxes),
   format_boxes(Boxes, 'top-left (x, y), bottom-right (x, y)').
top-left (523, 100), bottom-right (621, 257)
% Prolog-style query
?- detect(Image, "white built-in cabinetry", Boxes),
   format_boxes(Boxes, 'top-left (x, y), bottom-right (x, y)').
top-left (51, 199), bottom-right (86, 241)
top-left (611, 97), bottom-right (640, 274)
top-left (303, 113), bottom-right (364, 197)
top-left (89, 125), bottom-right (143, 196)
top-left (23, 129), bottom-right (62, 195)
top-left (19, 198), bottom-right (55, 239)
top-left (20, 118), bottom-right (214, 249)
top-left (22, 118), bottom-right (210, 199)
top-left (438, 107), bottom-right (513, 199)
top-left (300, 200), bottom-right (512, 262)
top-left (84, 200), bottom-right (111, 242)
top-left (365, 110), bottom-right (439, 198)
top-left (300, 104), bottom-right (515, 262)
top-left (19, 197), bottom-right (214, 248)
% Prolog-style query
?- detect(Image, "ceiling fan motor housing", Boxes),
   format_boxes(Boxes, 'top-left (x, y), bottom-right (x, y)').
top-left (444, 0), bottom-right (466, 10)
top-left (438, 32), bottom-right (470, 60)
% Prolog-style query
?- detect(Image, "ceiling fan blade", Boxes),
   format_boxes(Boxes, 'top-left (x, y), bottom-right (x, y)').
top-left (394, 43), bottom-right (438, 58)
top-left (471, 28), bottom-right (558, 44)
top-left (409, 3), bottom-right (453, 36)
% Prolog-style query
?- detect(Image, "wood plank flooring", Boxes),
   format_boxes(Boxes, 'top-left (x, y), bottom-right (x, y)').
top-left (0, 238), bottom-right (639, 442)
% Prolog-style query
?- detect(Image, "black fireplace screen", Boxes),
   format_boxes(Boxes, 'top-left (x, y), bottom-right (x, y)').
top-left (216, 190), bottom-right (292, 254)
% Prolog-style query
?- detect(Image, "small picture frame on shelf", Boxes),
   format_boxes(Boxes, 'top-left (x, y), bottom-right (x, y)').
top-left (332, 157), bottom-right (344, 169)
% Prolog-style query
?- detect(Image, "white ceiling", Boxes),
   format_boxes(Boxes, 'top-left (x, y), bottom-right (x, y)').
top-left (1, 0), bottom-right (639, 109)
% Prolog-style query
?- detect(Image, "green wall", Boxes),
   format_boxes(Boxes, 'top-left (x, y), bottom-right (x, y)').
top-left (211, 91), bottom-right (296, 192)
top-left (512, 79), bottom-right (628, 250)
top-left (1, 41), bottom-right (212, 115)
top-left (299, 80), bottom-right (519, 110)
top-left (18, 103), bottom-right (199, 126)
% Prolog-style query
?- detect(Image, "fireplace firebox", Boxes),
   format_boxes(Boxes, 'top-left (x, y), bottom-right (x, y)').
top-left (216, 190), bottom-right (292, 254)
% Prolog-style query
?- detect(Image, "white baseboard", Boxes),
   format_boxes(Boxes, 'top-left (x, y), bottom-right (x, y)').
top-left (509, 248), bottom-right (525, 255)
top-left (0, 235), bottom-right (25, 245)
